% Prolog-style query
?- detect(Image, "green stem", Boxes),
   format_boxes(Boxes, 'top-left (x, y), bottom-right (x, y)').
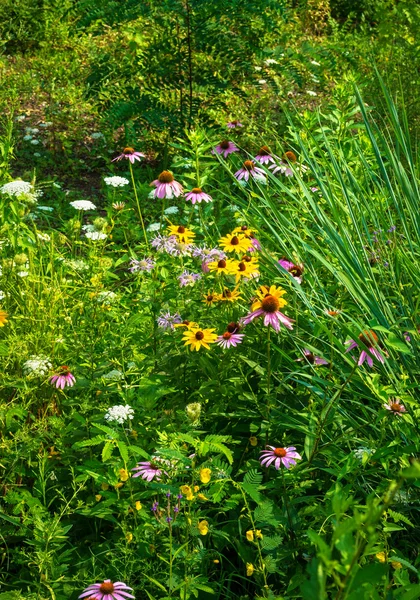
top-left (129, 162), bottom-right (149, 249)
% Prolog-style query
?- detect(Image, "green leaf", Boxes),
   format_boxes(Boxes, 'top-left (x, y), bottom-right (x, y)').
top-left (386, 332), bottom-right (411, 354)
top-left (102, 442), bottom-right (114, 462)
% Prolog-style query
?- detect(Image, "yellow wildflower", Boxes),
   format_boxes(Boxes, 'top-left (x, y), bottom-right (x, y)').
top-left (194, 485), bottom-right (200, 492)
top-left (246, 530), bottom-right (254, 542)
top-left (119, 468), bottom-right (129, 482)
top-left (246, 563), bottom-right (254, 576)
top-left (249, 436), bottom-right (258, 447)
top-left (95, 494), bottom-right (102, 502)
top-left (198, 520), bottom-right (209, 535)
top-left (392, 561), bottom-right (402, 569)
top-left (255, 530), bottom-right (263, 539)
top-left (200, 468), bottom-right (211, 484)
top-left (101, 482), bottom-right (109, 491)
top-left (198, 493), bottom-right (208, 501)
top-left (0, 310), bottom-right (8, 327)
top-left (180, 485), bottom-right (195, 501)
top-left (135, 501), bottom-right (142, 511)
top-left (126, 532), bottom-right (133, 543)
top-left (376, 552), bottom-right (386, 563)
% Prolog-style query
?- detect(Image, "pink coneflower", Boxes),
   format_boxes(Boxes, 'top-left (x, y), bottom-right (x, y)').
top-left (112, 147), bottom-right (145, 164)
top-left (260, 446), bottom-right (302, 470)
top-left (242, 285), bottom-right (294, 332)
top-left (345, 330), bottom-right (386, 368)
top-left (49, 366), bottom-right (75, 389)
top-left (79, 579), bottom-right (134, 600)
top-left (269, 161), bottom-right (293, 177)
top-left (278, 258), bottom-right (304, 284)
top-left (249, 238), bottom-right (261, 252)
top-left (213, 140), bottom-right (239, 158)
top-left (217, 322), bottom-right (244, 349)
top-left (383, 398), bottom-right (406, 414)
top-left (297, 349), bottom-right (329, 366)
top-left (185, 187), bottom-right (212, 205)
top-left (132, 459), bottom-right (164, 482)
top-left (254, 146), bottom-right (276, 165)
top-left (227, 120), bottom-right (243, 128)
top-left (151, 171), bottom-right (183, 199)
top-left (234, 160), bottom-right (266, 182)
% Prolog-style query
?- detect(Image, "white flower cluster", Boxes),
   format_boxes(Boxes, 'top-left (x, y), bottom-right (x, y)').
top-left (0, 180), bottom-right (32, 197)
top-left (70, 200), bottom-right (96, 211)
top-left (104, 404), bottom-right (134, 425)
top-left (23, 356), bottom-right (52, 377)
top-left (164, 205), bottom-right (179, 215)
top-left (104, 176), bottom-right (129, 188)
top-left (96, 291), bottom-right (117, 305)
top-left (102, 369), bottom-right (124, 381)
top-left (85, 231), bottom-right (107, 241)
top-left (65, 258), bottom-right (89, 272)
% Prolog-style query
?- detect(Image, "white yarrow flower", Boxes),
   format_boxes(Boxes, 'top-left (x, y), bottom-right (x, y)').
top-left (104, 176), bottom-right (129, 188)
top-left (164, 205), bottom-right (179, 215)
top-left (23, 356), bottom-right (52, 377)
top-left (70, 200), bottom-right (96, 211)
top-left (104, 404), bottom-right (134, 425)
top-left (0, 180), bottom-right (32, 196)
top-left (85, 231), bottom-right (107, 241)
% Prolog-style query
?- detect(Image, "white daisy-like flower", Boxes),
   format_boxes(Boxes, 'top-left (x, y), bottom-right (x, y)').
top-left (0, 180), bottom-right (32, 196)
top-left (104, 176), bottom-right (129, 188)
top-left (104, 404), bottom-right (134, 425)
top-left (70, 200), bottom-right (96, 211)
top-left (23, 356), bottom-right (52, 377)
top-left (85, 231), bottom-right (107, 241)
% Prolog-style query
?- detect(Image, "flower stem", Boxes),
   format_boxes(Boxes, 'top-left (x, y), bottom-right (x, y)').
top-left (129, 162), bottom-right (148, 249)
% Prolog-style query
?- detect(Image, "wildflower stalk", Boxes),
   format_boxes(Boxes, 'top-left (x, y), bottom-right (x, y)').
top-left (266, 327), bottom-right (271, 446)
top-left (128, 162), bottom-right (148, 248)
top-left (280, 465), bottom-right (295, 540)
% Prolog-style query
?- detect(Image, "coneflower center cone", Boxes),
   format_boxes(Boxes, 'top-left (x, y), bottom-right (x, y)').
top-left (230, 236), bottom-right (239, 245)
top-left (390, 403), bottom-right (403, 412)
top-left (227, 322), bottom-right (240, 333)
top-left (261, 295), bottom-right (280, 313)
top-left (195, 331), bottom-right (204, 340)
top-left (219, 140), bottom-right (230, 149)
top-left (283, 151), bottom-right (297, 162)
top-left (158, 170), bottom-right (174, 183)
top-left (100, 582), bottom-right (115, 594)
top-left (358, 330), bottom-right (378, 346)
top-left (123, 147), bottom-right (135, 154)
top-left (222, 332), bottom-right (232, 340)
top-left (177, 226), bottom-right (186, 233)
top-left (259, 145), bottom-right (270, 155)
top-left (218, 259), bottom-right (227, 268)
top-left (274, 448), bottom-right (287, 457)
top-left (191, 187), bottom-right (202, 193)
top-left (243, 160), bottom-right (254, 171)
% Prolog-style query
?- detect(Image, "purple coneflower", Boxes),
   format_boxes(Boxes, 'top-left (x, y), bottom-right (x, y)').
top-left (383, 398), bottom-right (406, 414)
top-left (217, 323), bottom-right (244, 349)
top-left (297, 349), bottom-right (329, 366)
top-left (254, 146), bottom-right (276, 165)
top-left (112, 147), bottom-right (145, 164)
top-left (157, 311), bottom-right (182, 330)
top-left (242, 285), bottom-right (294, 332)
top-left (345, 330), bottom-right (386, 368)
top-left (129, 257), bottom-right (155, 273)
top-left (178, 270), bottom-right (201, 287)
top-left (213, 140), bottom-right (239, 158)
top-left (248, 238), bottom-right (261, 252)
top-left (132, 459), bottom-right (164, 482)
top-left (278, 258), bottom-right (304, 284)
top-left (185, 187), bottom-right (212, 205)
top-left (79, 579), bottom-right (134, 600)
top-left (403, 332), bottom-right (411, 342)
top-left (49, 366), bottom-right (75, 389)
top-left (227, 120), bottom-right (243, 128)
top-left (260, 446), bottom-right (302, 470)
top-left (234, 160), bottom-right (266, 182)
top-left (151, 171), bottom-right (183, 199)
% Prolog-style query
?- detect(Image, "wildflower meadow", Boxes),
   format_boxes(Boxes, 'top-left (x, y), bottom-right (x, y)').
top-left (1, 1), bottom-right (420, 599)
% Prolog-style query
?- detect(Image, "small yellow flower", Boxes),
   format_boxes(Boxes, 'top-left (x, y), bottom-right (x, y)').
top-left (167, 225), bottom-right (195, 243)
top-left (174, 320), bottom-right (199, 330)
top-left (249, 436), bottom-right (258, 447)
top-left (203, 291), bottom-right (217, 306)
top-left (101, 482), bottom-right (109, 491)
top-left (200, 468), bottom-right (211, 484)
top-left (115, 482), bottom-right (124, 489)
top-left (246, 563), bottom-right (254, 576)
top-left (180, 485), bottom-right (195, 501)
top-left (0, 310), bottom-right (8, 327)
top-left (219, 233), bottom-right (250, 255)
top-left (233, 225), bottom-right (257, 239)
top-left (198, 520), bottom-right (209, 535)
top-left (215, 287), bottom-right (242, 303)
top-left (392, 561), bottom-right (402, 570)
top-left (376, 552), bottom-right (386, 563)
top-left (135, 501), bottom-right (142, 511)
top-left (246, 530), bottom-right (254, 542)
top-left (182, 327), bottom-right (218, 351)
top-left (197, 493), bottom-right (208, 501)
top-left (119, 468), bottom-right (129, 482)
top-left (95, 494), bottom-right (102, 502)
top-left (207, 258), bottom-right (236, 275)
top-left (255, 530), bottom-right (263, 539)
top-left (213, 559), bottom-right (220, 564)
top-left (194, 485), bottom-right (200, 492)
top-left (126, 532), bottom-right (133, 543)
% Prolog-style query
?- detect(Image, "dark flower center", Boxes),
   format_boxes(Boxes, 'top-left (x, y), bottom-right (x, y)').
top-left (274, 447), bottom-right (287, 457)
top-left (158, 170), bottom-right (174, 183)
top-left (289, 265), bottom-right (303, 277)
top-left (283, 151), bottom-right (297, 162)
top-left (358, 330), bottom-right (378, 347)
top-left (219, 140), bottom-right (230, 149)
top-left (390, 402), bottom-right (402, 412)
top-left (242, 254), bottom-right (252, 262)
top-left (327, 310), bottom-right (339, 316)
top-left (222, 290), bottom-right (232, 298)
top-left (238, 262), bottom-right (247, 272)
top-left (182, 320), bottom-right (190, 326)
top-left (227, 322), bottom-right (240, 333)
top-left (58, 365), bottom-right (70, 374)
top-left (241, 225), bottom-right (248, 231)
top-left (100, 582), bottom-right (115, 594)
top-left (305, 353), bottom-right (315, 364)
top-left (206, 295), bottom-right (214, 302)
top-left (261, 295), bottom-right (280, 313)
top-left (177, 226), bottom-right (186, 233)
top-left (195, 331), bottom-right (205, 340)
top-left (259, 145), bottom-right (270, 155)
top-left (123, 147), bottom-right (135, 154)
top-left (231, 120), bottom-right (239, 125)
top-left (230, 236), bottom-right (239, 245)
top-left (191, 187), bottom-right (202, 194)
top-left (243, 160), bottom-right (254, 171)
top-left (218, 259), bottom-right (227, 268)
top-left (222, 332), bottom-right (232, 340)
